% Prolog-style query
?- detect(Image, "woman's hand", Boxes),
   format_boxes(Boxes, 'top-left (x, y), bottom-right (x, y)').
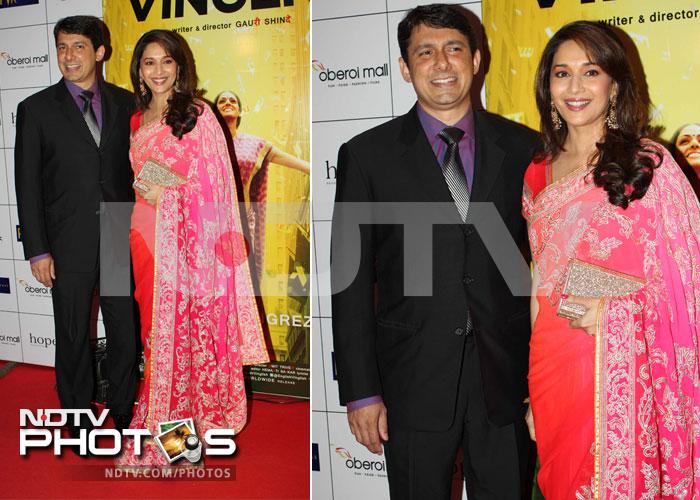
top-left (564, 295), bottom-right (604, 335)
top-left (136, 179), bottom-right (164, 206)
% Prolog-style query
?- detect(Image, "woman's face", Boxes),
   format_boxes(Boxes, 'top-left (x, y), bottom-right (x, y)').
top-left (216, 91), bottom-right (240, 120)
top-left (139, 42), bottom-right (178, 98)
top-left (549, 40), bottom-right (615, 134)
top-left (676, 124), bottom-right (700, 169)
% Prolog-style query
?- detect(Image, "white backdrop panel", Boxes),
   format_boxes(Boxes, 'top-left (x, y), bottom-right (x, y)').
top-left (0, 1), bottom-right (45, 30)
top-left (311, 2), bottom-right (484, 497)
top-left (312, 1), bottom-right (385, 21)
top-left (312, 14), bottom-right (393, 122)
top-left (0, 24), bottom-right (51, 90)
top-left (14, 259), bottom-right (53, 315)
top-left (0, 310), bottom-right (21, 362)
top-left (320, 317), bottom-right (343, 413)
top-left (313, 220), bottom-right (331, 318)
top-left (0, 0), bottom-right (103, 365)
top-left (0, 258), bottom-right (18, 312)
top-left (4, 149), bottom-right (16, 205)
top-left (0, 205), bottom-right (13, 260)
top-left (312, 117), bottom-right (391, 221)
top-left (19, 312), bottom-right (54, 366)
top-left (46, 22), bottom-right (61, 85)
top-left (0, 151), bottom-right (8, 205)
top-left (328, 411), bottom-right (390, 500)
top-left (46, 0), bottom-right (102, 23)
top-left (1, 87), bottom-right (40, 148)
top-left (312, 316), bottom-right (326, 411)
top-left (387, 0), bottom-right (476, 11)
top-left (311, 227), bottom-right (321, 318)
top-left (9, 205), bottom-right (22, 260)
top-left (312, 411), bottom-right (333, 499)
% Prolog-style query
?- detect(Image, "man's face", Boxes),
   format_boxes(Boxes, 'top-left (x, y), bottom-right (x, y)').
top-left (56, 32), bottom-right (104, 89)
top-left (399, 24), bottom-right (480, 121)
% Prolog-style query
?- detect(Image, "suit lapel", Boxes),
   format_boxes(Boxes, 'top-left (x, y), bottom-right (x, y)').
top-left (471, 111), bottom-right (506, 203)
top-left (54, 79), bottom-right (99, 149)
top-left (398, 105), bottom-right (455, 204)
top-left (397, 104), bottom-right (465, 228)
top-left (98, 81), bottom-right (118, 150)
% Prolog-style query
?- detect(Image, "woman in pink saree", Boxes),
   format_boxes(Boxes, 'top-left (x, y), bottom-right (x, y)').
top-left (525, 21), bottom-right (700, 498)
top-left (116, 30), bottom-right (268, 466)
top-left (213, 90), bottom-right (309, 279)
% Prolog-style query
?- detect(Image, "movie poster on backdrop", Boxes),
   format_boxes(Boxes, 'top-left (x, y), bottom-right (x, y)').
top-left (104, 0), bottom-right (310, 398)
top-left (483, 0), bottom-right (700, 142)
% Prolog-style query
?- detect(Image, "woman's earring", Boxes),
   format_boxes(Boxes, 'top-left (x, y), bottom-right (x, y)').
top-left (551, 101), bottom-right (562, 130)
top-left (139, 78), bottom-right (147, 98)
top-left (174, 70), bottom-right (181, 93)
top-left (606, 93), bottom-right (619, 130)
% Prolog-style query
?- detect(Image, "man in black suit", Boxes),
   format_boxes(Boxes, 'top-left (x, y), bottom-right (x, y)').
top-left (331, 4), bottom-right (540, 498)
top-left (15, 16), bottom-right (137, 432)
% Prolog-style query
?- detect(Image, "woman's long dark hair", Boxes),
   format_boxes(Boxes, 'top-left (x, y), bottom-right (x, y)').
top-left (535, 21), bottom-right (661, 208)
top-left (130, 29), bottom-right (202, 139)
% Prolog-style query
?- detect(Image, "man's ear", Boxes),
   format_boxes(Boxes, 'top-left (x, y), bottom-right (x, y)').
top-left (398, 56), bottom-right (412, 84)
top-left (95, 45), bottom-right (106, 63)
top-left (472, 49), bottom-right (481, 75)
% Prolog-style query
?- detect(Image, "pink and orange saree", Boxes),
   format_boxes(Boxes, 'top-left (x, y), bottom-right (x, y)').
top-left (524, 143), bottom-right (700, 498)
top-left (117, 105), bottom-right (269, 466)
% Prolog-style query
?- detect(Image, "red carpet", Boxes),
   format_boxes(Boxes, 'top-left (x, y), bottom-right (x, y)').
top-left (1, 364), bottom-right (309, 499)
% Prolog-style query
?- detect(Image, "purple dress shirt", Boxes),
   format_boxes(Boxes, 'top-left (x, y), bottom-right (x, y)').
top-left (65, 79), bottom-right (103, 128)
top-left (346, 105), bottom-right (477, 413)
top-left (29, 80), bottom-right (103, 264)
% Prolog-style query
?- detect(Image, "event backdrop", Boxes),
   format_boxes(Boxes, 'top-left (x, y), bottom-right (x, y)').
top-left (483, 0), bottom-right (700, 140)
top-left (312, 0), bottom-right (700, 498)
top-left (0, 0), bottom-right (105, 368)
top-left (0, 0), bottom-right (310, 399)
top-left (311, 2), bottom-right (480, 498)
top-left (104, 0), bottom-right (310, 398)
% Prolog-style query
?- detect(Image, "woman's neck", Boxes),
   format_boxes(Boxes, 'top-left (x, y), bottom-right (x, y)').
top-left (226, 119), bottom-right (238, 138)
top-left (562, 122), bottom-right (605, 160)
top-left (148, 93), bottom-right (170, 117)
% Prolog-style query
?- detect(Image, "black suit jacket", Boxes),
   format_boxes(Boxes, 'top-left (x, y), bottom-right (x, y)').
top-left (331, 105), bottom-right (540, 431)
top-left (15, 79), bottom-right (135, 273)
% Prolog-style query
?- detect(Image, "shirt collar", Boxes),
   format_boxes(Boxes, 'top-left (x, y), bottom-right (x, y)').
top-left (417, 104), bottom-right (475, 142)
top-left (64, 79), bottom-right (100, 101)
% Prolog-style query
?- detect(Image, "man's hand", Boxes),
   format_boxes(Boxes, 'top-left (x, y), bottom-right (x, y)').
top-left (348, 402), bottom-right (388, 455)
top-left (525, 402), bottom-right (535, 441)
top-left (31, 255), bottom-right (55, 288)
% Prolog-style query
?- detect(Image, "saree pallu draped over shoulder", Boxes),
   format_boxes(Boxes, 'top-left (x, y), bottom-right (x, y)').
top-left (117, 105), bottom-right (269, 467)
top-left (523, 143), bottom-right (700, 499)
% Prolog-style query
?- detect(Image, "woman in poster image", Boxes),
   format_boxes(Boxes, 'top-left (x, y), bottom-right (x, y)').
top-left (672, 123), bottom-right (700, 197)
top-left (523, 21), bottom-right (700, 498)
top-left (213, 90), bottom-right (309, 278)
top-left (117, 30), bottom-right (269, 466)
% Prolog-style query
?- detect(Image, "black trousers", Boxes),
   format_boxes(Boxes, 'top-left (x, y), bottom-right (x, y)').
top-left (384, 335), bottom-right (532, 500)
top-left (51, 268), bottom-right (138, 415)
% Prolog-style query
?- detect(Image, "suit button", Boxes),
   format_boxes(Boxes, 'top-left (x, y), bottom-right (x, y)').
top-left (454, 327), bottom-right (464, 336)
top-left (462, 275), bottom-right (475, 285)
top-left (465, 227), bottom-right (474, 236)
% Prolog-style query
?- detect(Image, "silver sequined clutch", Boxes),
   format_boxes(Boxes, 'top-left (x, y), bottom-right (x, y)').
top-left (137, 158), bottom-right (186, 187)
top-left (556, 259), bottom-right (644, 320)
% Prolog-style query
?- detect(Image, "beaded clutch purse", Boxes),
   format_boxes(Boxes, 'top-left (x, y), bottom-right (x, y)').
top-left (556, 259), bottom-right (644, 320)
top-left (137, 158), bottom-right (186, 187)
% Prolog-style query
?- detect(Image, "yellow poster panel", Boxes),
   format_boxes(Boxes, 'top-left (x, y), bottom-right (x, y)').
top-left (104, 1), bottom-right (310, 397)
top-left (483, 0), bottom-right (700, 140)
